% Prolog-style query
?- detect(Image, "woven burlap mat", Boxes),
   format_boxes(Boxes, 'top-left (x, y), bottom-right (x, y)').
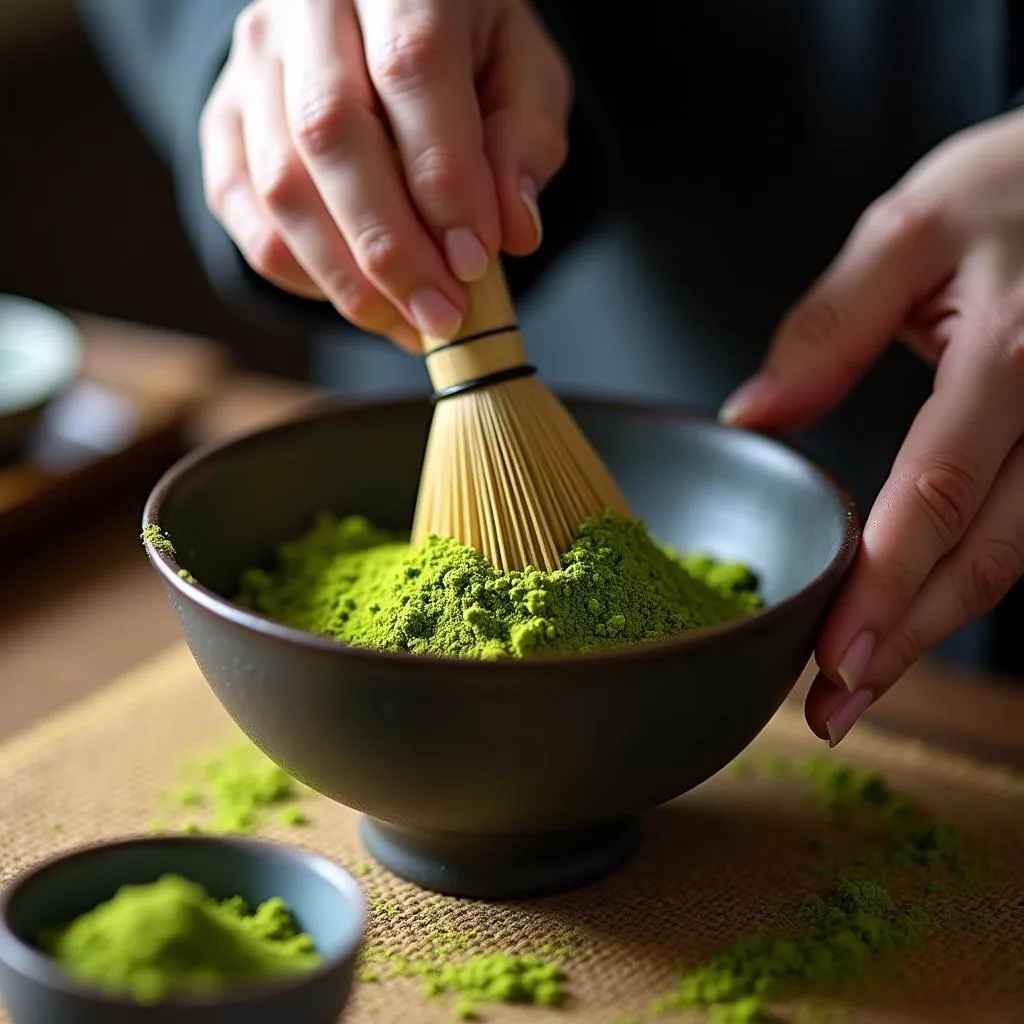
top-left (0, 645), bottom-right (1022, 1024)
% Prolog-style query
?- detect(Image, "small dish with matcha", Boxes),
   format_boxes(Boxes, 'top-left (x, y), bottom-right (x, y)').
top-left (0, 836), bottom-right (365, 1023)
top-left (142, 397), bottom-right (860, 900)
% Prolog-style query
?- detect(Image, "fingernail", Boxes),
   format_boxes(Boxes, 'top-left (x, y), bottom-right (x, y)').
top-left (718, 372), bottom-right (776, 425)
top-left (520, 175), bottom-right (543, 245)
top-left (837, 631), bottom-right (876, 691)
top-left (409, 287), bottom-right (462, 340)
top-left (826, 688), bottom-right (874, 748)
top-left (444, 228), bottom-right (489, 282)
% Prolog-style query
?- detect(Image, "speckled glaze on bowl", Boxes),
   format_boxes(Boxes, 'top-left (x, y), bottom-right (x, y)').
top-left (0, 836), bottom-right (365, 1024)
top-left (142, 397), bottom-right (860, 899)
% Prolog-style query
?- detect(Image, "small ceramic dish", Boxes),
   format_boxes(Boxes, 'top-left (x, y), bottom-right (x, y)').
top-left (0, 836), bottom-right (365, 1024)
top-left (0, 296), bottom-right (82, 462)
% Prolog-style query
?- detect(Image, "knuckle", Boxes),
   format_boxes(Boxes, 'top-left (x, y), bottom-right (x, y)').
top-left (778, 299), bottom-right (851, 371)
top-left (198, 100), bottom-right (219, 145)
top-left (351, 223), bottom-right (405, 281)
top-left (997, 320), bottom-right (1024, 379)
top-left (872, 560), bottom-right (915, 614)
top-left (535, 114), bottom-right (569, 175)
top-left (407, 145), bottom-right (463, 207)
top-left (324, 273), bottom-right (385, 329)
top-left (232, 4), bottom-right (268, 53)
top-left (372, 16), bottom-right (443, 94)
top-left (245, 228), bottom-right (291, 279)
top-left (251, 153), bottom-right (306, 213)
top-left (910, 459), bottom-right (979, 546)
top-left (291, 76), bottom-right (358, 158)
top-left (889, 626), bottom-right (925, 676)
top-left (859, 192), bottom-right (936, 252)
top-left (968, 540), bottom-right (1024, 613)
top-left (203, 174), bottom-right (237, 217)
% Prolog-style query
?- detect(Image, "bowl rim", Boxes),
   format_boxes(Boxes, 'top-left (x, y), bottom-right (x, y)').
top-left (0, 834), bottom-right (366, 1008)
top-left (142, 393), bottom-right (862, 671)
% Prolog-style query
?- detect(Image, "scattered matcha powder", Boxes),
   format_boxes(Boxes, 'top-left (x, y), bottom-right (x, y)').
top-left (358, 947), bottom-right (567, 1020)
top-left (236, 511), bottom-right (762, 660)
top-left (356, 921), bottom-right (578, 1019)
top-left (157, 742), bottom-right (309, 836)
top-left (651, 877), bottom-right (933, 1022)
top-left (634, 753), bottom-right (972, 1023)
top-left (423, 954), bottom-right (565, 1020)
top-left (141, 523), bottom-right (175, 558)
top-left (39, 874), bottom-right (320, 1004)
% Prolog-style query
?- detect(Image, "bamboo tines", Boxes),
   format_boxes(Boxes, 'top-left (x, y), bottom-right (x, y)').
top-left (411, 261), bottom-right (631, 572)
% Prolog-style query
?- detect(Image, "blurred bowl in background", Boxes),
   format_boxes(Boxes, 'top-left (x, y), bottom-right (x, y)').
top-left (0, 296), bottom-right (82, 463)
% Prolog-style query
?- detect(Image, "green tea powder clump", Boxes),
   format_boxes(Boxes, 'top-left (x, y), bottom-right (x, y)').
top-left (655, 877), bottom-right (932, 1021)
top-left (238, 511), bottom-right (761, 659)
top-left (40, 874), bottom-right (321, 1004)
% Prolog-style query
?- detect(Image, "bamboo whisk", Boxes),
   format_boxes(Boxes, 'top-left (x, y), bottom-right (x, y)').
top-left (411, 259), bottom-right (632, 573)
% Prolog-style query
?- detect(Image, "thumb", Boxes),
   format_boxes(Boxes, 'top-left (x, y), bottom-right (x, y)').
top-left (719, 194), bottom-right (954, 434)
top-left (480, 6), bottom-right (573, 256)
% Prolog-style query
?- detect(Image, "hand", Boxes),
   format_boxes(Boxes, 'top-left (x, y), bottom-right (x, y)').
top-left (719, 110), bottom-right (1024, 746)
top-left (199, 0), bottom-right (571, 351)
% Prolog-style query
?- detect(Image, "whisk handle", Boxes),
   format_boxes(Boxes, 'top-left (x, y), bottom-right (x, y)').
top-left (420, 261), bottom-right (535, 401)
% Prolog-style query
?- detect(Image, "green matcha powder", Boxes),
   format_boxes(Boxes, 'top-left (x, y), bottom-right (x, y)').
top-left (237, 511), bottom-right (761, 659)
top-left (40, 875), bottom-right (320, 1004)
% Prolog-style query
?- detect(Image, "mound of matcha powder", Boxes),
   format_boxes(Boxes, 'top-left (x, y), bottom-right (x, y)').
top-left (40, 874), bottom-right (321, 1004)
top-left (236, 511), bottom-right (761, 659)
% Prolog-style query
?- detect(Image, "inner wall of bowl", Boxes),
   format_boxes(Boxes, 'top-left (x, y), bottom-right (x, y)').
top-left (161, 400), bottom-right (848, 605)
top-left (6, 843), bottom-right (362, 960)
top-left (575, 411), bottom-right (850, 603)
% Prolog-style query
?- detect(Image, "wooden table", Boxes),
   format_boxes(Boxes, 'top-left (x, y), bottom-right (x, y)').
top-left (1, 318), bottom-right (1022, 769)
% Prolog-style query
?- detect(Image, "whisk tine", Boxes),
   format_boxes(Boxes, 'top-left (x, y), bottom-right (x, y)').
top-left (412, 260), bottom-right (631, 572)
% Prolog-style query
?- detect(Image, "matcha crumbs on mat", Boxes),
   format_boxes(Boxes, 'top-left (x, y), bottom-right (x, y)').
top-left (39, 874), bottom-right (320, 1004)
top-left (157, 741), bottom-right (309, 835)
top-left (651, 877), bottom-right (932, 1022)
top-left (141, 523), bottom-right (175, 557)
top-left (357, 927), bottom-right (574, 1019)
top-left (358, 948), bottom-right (566, 1020)
top-left (237, 511), bottom-right (762, 659)
top-left (423, 954), bottom-right (566, 1020)
top-left (638, 754), bottom-right (971, 1023)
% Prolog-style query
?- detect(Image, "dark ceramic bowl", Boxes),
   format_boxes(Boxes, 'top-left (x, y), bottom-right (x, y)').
top-left (142, 397), bottom-right (860, 899)
top-left (0, 836), bottom-right (365, 1024)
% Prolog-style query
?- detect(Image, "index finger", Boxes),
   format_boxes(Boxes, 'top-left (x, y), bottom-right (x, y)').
top-left (280, 0), bottom-right (466, 339)
top-left (722, 193), bottom-right (956, 433)
top-left (356, 0), bottom-right (501, 281)
top-left (817, 314), bottom-right (1024, 690)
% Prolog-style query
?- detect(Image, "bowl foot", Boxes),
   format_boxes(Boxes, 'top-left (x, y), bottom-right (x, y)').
top-left (359, 817), bottom-right (639, 899)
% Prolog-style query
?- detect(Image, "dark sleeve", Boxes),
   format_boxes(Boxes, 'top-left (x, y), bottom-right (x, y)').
top-left (76, 0), bottom-right (333, 334)
top-left (76, 0), bottom-right (612, 336)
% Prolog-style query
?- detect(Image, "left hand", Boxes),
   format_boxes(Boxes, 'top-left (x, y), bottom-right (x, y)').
top-left (719, 109), bottom-right (1024, 746)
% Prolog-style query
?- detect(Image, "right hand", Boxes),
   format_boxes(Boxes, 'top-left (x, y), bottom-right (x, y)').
top-left (199, 0), bottom-right (573, 351)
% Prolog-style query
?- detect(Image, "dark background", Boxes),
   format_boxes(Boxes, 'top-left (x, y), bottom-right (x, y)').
top-left (0, 6), bottom-right (311, 381)
top-left (3, 5), bottom-right (1022, 677)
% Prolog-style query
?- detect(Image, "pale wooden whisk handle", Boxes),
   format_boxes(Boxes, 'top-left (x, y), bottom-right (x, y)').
top-left (420, 261), bottom-right (534, 400)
